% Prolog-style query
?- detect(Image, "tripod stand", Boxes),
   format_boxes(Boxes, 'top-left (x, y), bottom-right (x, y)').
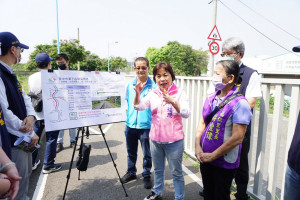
top-left (62, 125), bottom-right (128, 199)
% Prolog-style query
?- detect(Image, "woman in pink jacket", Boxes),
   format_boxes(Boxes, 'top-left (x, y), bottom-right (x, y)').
top-left (134, 62), bottom-right (190, 200)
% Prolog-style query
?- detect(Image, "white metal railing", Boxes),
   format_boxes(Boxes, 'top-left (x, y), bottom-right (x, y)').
top-left (124, 74), bottom-right (300, 200)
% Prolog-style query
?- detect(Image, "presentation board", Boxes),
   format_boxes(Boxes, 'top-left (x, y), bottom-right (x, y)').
top-left (41, 70), bottom-right (126, 131)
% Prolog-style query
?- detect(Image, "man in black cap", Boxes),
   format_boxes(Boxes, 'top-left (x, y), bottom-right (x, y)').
top-left (28, 53), bottom-right (62, 174)
top-left (283, 45), bottom-right (300, 200)
top-left (0, 32), bottom-right (38, 200)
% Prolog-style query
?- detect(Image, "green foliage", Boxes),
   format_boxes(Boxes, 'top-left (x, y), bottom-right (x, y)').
top-left (107, 57), bottom-right (128, 72)
top-left (145, 41), bottom-right (209, 76)
top-left (13, 63), bottom-right (27, 71)
top-left (25, 39), bottom-right (128, 72)
top-left (256, 96), bottom-right (290, 118)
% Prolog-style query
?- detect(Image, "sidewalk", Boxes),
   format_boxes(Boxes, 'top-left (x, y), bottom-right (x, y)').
top-left (28, 122), bottom-right (203, 200)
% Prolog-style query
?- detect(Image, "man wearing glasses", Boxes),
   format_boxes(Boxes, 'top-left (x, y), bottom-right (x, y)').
top-left (121, 57), bottom-right (156, 189)
top-left (0, 32), bottom-right (39, 200)
top-left (202, 37), bottom-right (261, 199)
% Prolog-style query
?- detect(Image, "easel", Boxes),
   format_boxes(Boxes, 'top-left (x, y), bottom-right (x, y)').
top-left (62, 125), bottom-right (128, 199)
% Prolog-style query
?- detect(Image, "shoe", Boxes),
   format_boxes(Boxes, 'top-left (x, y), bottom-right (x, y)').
top-left (234, 192), bottom-right (250, 200)
top-left (70, 142), bottom-right (75, 148)
top-left (120, 172), bottom-right (137, 183)
top-left (143, 176), bottom-right (152, 189)
top-left (56, 143), bottom-right (63, 153)
top-left (144, 191), bottom-right (162, 200)
top-left (43, 164), bottom-right (62, 174)
top-left (32, 159), bottom-right (40, 171)
top-left (199, 189), bottom-right (204, 196)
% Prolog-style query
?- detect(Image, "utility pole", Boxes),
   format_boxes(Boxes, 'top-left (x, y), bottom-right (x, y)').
top-left (207, 0), bottom-right (218, 77)
top-left (77, 28), bottom-right (80, 71)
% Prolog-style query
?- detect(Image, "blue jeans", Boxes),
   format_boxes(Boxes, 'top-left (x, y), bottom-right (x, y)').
top-left (125, 126), bottom-right (152, 177)
top-left (44, 130), bottom-right (60, 169)
top-left (57, 128), bottom-right (76, 144)
top-left (284, 164), bottom-right (300, 200)
top-left (150, 139), bottom-right (184, 200)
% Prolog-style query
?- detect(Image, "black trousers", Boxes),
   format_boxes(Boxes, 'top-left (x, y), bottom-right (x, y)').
top-left (200, 163), bottom-right (236, 200)
top-left (234, 129), bottom-right (251, 200)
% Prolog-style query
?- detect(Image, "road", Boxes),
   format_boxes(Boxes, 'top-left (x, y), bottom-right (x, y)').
top-left (28, 123), bottom-right (203, 200)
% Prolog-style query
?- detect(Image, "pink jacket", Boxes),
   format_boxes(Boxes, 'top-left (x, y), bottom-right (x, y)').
top-left (135, 83), bottom-right (190, 143)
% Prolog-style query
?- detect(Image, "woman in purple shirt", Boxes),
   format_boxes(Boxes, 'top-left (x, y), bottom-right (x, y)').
top-left (195, 59), bottom-right (252, 200)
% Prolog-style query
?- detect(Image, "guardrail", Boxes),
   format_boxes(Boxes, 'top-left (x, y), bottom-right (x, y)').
top-left (124, 74), bottom-right (300, 200)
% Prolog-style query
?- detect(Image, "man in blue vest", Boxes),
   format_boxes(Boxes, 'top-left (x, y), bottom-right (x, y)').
top-left (201, 37), bottom-right (262, 199)
top-left (121, 57), bottom-right (156, 189)
top-left (283, 45), bottom-right (300, 200)
top-left (28, 53), bottom-right (62, 174)
top-left (222, 37), bottom-right (262, 200)
top-left (0, 32), bottom-right (39, 200)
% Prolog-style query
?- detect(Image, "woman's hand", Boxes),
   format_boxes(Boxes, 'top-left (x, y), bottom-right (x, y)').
top-left (162, 89), bottom-right (175, 105)
top-left (199, 152), bottom-right (216, 163)
top-left (195, 146), bottom-right (204, 163)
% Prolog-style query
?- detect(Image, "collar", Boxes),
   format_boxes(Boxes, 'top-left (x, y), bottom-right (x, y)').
top-left (0, 60), bottom-right (13, 74)
top-left (133, 77), bottom-right (151, 86)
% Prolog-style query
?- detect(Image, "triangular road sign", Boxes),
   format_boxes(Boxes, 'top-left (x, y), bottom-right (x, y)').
top-left (207, 25), bottom-right (222, 41)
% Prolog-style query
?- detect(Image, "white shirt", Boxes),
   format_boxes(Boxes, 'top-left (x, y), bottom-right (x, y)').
top-left (0, 60), bottom-right (36, 138)
top-left (207, 62), bottom-right (262, 99)
top-left (28, 71), bottom-right (44, 120)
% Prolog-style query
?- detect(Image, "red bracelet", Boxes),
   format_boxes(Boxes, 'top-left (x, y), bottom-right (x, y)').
top-left (1, 177), bottom-right (13, 198)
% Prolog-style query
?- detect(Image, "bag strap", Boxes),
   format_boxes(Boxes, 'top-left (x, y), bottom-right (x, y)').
top-left (204, 93), bottom-right (242, 125)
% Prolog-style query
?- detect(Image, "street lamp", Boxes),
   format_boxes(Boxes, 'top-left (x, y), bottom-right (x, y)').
top-left (107, 41), bottom-right (118, 72)
top-left (56, 0), bottom-right (60, 53)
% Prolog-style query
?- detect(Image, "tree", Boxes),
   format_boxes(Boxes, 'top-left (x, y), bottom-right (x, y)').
top-left (103, 57), bottom-right (128, 72)
top-left (145, 41), bottom-right (209, 76)
top-left (26, 39), bottom-right (87, 71)
top-left (26, 39), bottom-right (128, 72)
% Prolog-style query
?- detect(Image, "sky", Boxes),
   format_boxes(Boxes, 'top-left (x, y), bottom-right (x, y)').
top-left (1, 0), bottom-right (300, 65)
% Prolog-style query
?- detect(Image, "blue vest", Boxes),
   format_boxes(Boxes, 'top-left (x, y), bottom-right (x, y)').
top-left (238, 63), bottom-right (256, 135)
top-left (0, 103), bottom-right (11, 158)
top-left (0, 63), bottom-right (27, 145)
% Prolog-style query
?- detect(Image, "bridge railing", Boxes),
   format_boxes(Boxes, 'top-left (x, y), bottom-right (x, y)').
top-left (124, 74), bottom-right (300, 200)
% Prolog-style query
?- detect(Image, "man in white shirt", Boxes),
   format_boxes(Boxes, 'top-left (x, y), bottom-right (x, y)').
top-left (201, 37), bottom-right (262, 200)
top-left (28, 53), bottom-right (62, 174)
top-left (0, 31), bottom-right (38, 200)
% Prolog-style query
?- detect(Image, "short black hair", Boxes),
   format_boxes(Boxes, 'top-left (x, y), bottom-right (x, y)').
top-left (134, 57), bottom-right (149, 67)
top-left (56, 53), bottom-right (69, 61)
top-left (0, 46), bottom-right (14, 56)
top-left (153, 62), bottom-right (175, 83)
top-left (36, 61), bottom-right (49, 69)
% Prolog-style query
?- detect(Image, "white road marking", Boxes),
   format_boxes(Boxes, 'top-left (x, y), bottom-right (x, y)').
top-left (32, 124), bottom-right (113, 200)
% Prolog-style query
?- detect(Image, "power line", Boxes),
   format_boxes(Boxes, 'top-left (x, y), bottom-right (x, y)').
top-left (218, 0), bottom-right (300, 57)
top-left (237, 0), bottom-right (300, 41)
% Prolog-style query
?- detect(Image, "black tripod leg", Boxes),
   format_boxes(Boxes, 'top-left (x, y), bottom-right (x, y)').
top-left (99, 125), bottom-right (128, 197)
top-left (78, 128), bottom-right (85, 180)
top-left (63, 128), bottom-right (83, 200)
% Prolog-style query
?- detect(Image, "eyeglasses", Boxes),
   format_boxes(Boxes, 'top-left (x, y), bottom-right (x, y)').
top-left (134, 67), bottom-right (148, 71)
top-left (15, 46), bottom-right (24, 53)
top-left (220, 51), bottom-right (239, 57)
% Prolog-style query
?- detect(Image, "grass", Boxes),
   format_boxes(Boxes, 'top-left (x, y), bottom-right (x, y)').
top-left (17, 75), bottom-right (29, 94)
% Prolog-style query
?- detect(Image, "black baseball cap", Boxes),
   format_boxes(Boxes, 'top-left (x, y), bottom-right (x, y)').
top-left (292, 46), bottom-right (300, 52)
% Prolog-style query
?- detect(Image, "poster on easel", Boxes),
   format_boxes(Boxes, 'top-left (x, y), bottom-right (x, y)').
top-left (41, 70), bottom-right (126, 132)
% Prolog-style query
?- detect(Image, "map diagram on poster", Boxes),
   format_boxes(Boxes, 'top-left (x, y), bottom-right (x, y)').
top-left (41, 70), bottom-right (126, 132)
